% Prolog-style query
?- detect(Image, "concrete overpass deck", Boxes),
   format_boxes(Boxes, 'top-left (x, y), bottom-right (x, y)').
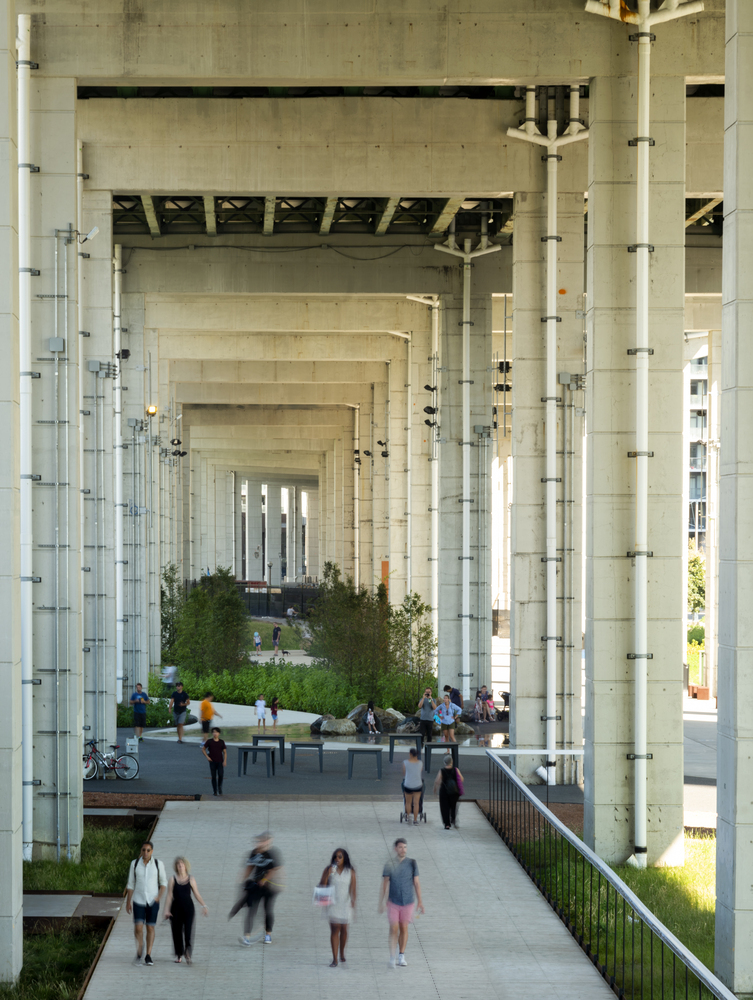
top-left (83, 798), bottom-right (612, 1000)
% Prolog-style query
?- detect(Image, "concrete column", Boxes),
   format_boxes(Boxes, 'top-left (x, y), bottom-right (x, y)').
top-left (340, 439), bottom-right (356, 579)
top-left (357, 401), bottom-right (373, 589)
top-left (389, 353), bottom-right (408, 601)
top-left (266, 483), bottom-right (282, 585)
top-left (372, 380), bottom-right (389, 592)
top-left (410, 324), bottom-right (433, 610)
top-left (705, 326), bottom-right (721, 700)
top-left (0, 0), bottom-right (21, 975)
top-left (716, 4), bottom-right (753, 988)
top-left (307, 490), bottom-right (320, 580)
top-left (437, 291), bottom-right (493, 695)
top-left (234, 472), bottom-right (243, 578)
top-left (584, 75), bottom-right (686, 866)
top-left (287, 485), bottom-right (297, 580)
top-left (245, 479), bottom-right (263, 580)
top-left (509, 191), bottom-right (585, 784)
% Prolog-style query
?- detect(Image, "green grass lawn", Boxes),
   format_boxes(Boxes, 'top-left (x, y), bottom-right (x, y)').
top-left (0, 926), bottom-right (103, 1000)
top-left (615, 834), bottom-right (716, 972)
top-left (24, 826), bottom-right (146, 894)
top-left (247, 619), bottom-right (304, 650)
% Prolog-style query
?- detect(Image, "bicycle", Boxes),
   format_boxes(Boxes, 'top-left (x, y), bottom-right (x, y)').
top-left (83, 739), bottom-right (139, 780)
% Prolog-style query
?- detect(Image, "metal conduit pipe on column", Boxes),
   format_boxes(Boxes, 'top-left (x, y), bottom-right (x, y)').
top-left (586, 0), bottom-right (704, 865)
top-left (76, 145), bottom-right (87, 740)
top-left (507, 85), bottom-right (588, 783)
top-left (405, 336), bottom-right (412, 598)
top-left (113, 246), bottom-right (125, 703)
top-left (353, 406), bottom-right (360, 587)
top-left (17, 13), bottom-right (35, 861)
top-left (435, 232), bottom-right (500, 702)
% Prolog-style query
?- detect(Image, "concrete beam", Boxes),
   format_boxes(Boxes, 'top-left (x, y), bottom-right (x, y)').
top-left (263, 196), bottom-right (275, 236)
top-left (181, 405), bottom-right (354, 428)
top-left (175, 383), bottom-right (375, 406)
top-left (141, 194), bottom-right (161, 237)
top-left (156, 332), bottom-right (411, 362)
top-left (319, 197), bottom-right (338, 235)
top-left (27, 2), bottom-right (724, 84)
top-left (203, 195), bottom-right (217, 236)
top-left (428, 198), bottom-right (465, 238)
top-left (167, 359), bottom-right (386, 384)
top-left (144, 294), bottom-right (429, 334)
top-left (375, 197), bottom-right (400, 236)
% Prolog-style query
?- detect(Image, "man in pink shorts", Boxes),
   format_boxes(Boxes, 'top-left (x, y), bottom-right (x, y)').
top-left (378, 837), bottom-right (425, 968)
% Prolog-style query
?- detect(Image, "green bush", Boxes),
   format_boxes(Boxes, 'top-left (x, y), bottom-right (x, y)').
top-left (687, 640), bottom-right (704, 686)
top-left (687, 624), bottom-right (705, 645)
top-left (174, 566), bottom-right (249, 674)
top-left (116, 697), bottom-right (172, 729)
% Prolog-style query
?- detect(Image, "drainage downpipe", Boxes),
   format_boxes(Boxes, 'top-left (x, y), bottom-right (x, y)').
top-left (76, 145), bottom-right (87, 744)
top-left (544, 115), bottom-right (559, 785)
top-left (18, 13), bottom-right (34, 862)
top-left (354, 406), bottom-right (360, 587)
top-left (113, 246), bottom-right (124, 704)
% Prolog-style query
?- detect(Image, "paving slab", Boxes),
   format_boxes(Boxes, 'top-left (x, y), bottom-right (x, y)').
top-left (83, 799), bottom-right (613, 1000)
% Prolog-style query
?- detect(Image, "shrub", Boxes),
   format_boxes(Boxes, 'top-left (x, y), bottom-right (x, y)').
top-left (687, 624), bottom-right (705, 645)
top-left (116, 697), bottom-right (172, 729)
top-left (160, 562), bottom-right (184, 660)
top-left (173, 566), bottom-right (249, 674)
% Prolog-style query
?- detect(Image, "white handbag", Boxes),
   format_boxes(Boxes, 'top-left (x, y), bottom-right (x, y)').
top-left (312, 885), bottom-right (334, 907)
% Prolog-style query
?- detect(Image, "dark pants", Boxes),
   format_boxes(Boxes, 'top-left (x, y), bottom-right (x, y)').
top-left (229, 882), bottom-right (276, 936)
top-left (170, 901), bottom-right (195, 958)
top-left (419, 719), bottom-right (433, 744)
top-left (209, 760), bottom-right (224, 793)
top-left (439, 789), bottom-right (459, 826)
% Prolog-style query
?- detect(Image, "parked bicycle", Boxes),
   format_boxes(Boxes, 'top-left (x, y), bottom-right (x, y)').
top-left (83, 739), bottom-right (139, 780)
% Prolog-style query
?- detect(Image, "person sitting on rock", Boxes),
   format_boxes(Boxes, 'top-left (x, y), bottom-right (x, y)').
top-left (357, 703), bottom-right (383, 734)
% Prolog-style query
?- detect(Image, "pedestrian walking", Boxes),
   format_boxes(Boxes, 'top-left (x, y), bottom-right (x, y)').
top-left (319, 848), bottom-right (357, 967)
top-left (199, 691), bottom-right (222, 744)
top-left (168, 682), bottom-right (190, 744)
top-left (416, 688), bottom-right (436, 745)
top-left (255, 695), bottom-right (266, 731)
top-left (402, 748), bottom-right (424, 824)
top-left (433, 753), bottom-right (464, 829)
top-left (130, 683), bottom-right (149, 741)
top-left (272, 623), bottom-right (282, 654)
top-left (125, 841), bottom-right (168, 966)
top-left (270, 696), bottom-right (280, 731)
top-left (253, 630), bottom-right (262, 654)
top-left (436, 693), bottom-right (461, 743)
top-left (228, 832), bottom-right (283, 945)
top-left (164, 856), bottom-right (208, 964)
top-left (201, 727), bottom-right (227, 795)
top-left (378, 838), bottom-right (424, 968)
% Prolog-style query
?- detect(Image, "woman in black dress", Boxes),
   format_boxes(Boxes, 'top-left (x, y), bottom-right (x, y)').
top-left (432, 754), bottom-right (464, 829)
top-left (164, 856), bottom-right (208, 964)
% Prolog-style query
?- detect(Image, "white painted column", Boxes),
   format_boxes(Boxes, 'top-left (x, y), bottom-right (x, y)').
top-left (584, 75), bottom-right (686, 865)
top-left (716, 4), bottom-right (753, 988)
top-left (372, 381), bottom-right (389, 591)
top-left (266, 483), bottom-right (282, 585)
top-left (389, 353), bottom-right (408, 601)
top-left (0, 0), bottom-right (21, 974)
top-left (357, 400), bottom-right (373, 587)
top-left (509, 191), bottom-right (585, 784)
top-left (286, 485), bottom-right (296, 580)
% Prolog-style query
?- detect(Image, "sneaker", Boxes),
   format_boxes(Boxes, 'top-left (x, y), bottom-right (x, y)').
top-left (397, 954), bottom-right (408, 967)
top-left (133, 953), bottom-right (142, 966)
top-left (144, 955), bottom-right (154, 967)
top-left (264, 934), bottom-right (272, 944)
top-left (240, 937), bottom-right (252, 947)
top-left (388, 954), bottom-right (397, 969)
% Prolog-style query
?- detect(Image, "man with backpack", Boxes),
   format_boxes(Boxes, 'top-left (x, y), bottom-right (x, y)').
top-left (125, 841), bottom-right (168, 966)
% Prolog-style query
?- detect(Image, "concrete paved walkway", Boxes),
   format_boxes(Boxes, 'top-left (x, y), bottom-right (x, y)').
top-left (84, 799), bottom-right (612, 1000)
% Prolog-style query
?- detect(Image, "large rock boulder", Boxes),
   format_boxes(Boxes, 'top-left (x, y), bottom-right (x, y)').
top-left (320, 717), bottom-right (357, 736)
top-left (397, 717), bottom-right (420, 734)
top-left (347, 703), bottom-right (368, 722)
top-left (384, 707), bottom-right (405, 723)
top-left (347, 704), bottom-right (399, 732)
top-left (310, 713), bottom-right (334, 734)
top-left (455, 721), bottom-right (475, 736)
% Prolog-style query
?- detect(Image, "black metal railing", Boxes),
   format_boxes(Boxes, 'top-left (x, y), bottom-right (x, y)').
top-left (484, 752), bottom-right (733, 1000)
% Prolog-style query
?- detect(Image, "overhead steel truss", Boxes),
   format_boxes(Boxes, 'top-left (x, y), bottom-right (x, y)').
top-left (112, 195), bottom-right (514, 238)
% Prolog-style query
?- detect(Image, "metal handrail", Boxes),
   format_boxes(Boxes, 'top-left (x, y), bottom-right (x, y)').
top-left (484, 751), bottom-right (734, 1000)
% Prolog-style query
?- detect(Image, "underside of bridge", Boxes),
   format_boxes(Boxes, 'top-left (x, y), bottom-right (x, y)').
top-left (1, 0), bottom-right (752, 992)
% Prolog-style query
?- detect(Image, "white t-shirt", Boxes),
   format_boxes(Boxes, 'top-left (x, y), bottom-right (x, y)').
top-left (256, 698), bottom-right (266, 718)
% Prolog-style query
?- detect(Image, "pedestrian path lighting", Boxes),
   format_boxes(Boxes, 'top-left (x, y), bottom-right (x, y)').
top-left (146, 404), bottom-right (157, 417)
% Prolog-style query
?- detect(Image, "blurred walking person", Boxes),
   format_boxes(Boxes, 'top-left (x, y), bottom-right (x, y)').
top-left (433, 753), bottom-right (464, 829)
top-left (164, 856), bottom-right (208, 964)
top-left (379, 838), bottom-right (424, 968)
top-left (228, 831), bottom-right (283, 945)
top-left (319, 848), bottom-right (357, 967)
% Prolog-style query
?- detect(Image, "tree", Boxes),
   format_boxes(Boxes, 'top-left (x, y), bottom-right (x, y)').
top-left (160, 563), bottom-right (184, 659)
top-left (389, 592), bottom-right (437, 707)
top-left (688, 545), bottom-right (706, 614)
top-left (173, 565), bottom-right (249, 674)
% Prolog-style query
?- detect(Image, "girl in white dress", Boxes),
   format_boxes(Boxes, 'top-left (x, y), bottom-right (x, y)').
top-left (319, 848), bottom-right (357, 967)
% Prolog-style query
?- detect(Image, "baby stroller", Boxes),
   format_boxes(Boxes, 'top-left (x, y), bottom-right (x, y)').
top-left (400, 781), bottom-right (427, 823)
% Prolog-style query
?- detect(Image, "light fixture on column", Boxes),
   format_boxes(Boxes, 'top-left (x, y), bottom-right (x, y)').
top-left (424, 384), bottom-right (437, 392)
top-left (424, 419), bottom-right (437, 428)
top-left (363, 450), bottom-right (371, 457)
top-left (170, 438), bottom-right (182, 446)
top-left (75, 225), bottom-right (100, 244)
top-left (381, 450), bottom-right (389, 458)
top-left (146, 404), bottom-right (157, 416)
top-left (423, 406), bottom-right (437, 415)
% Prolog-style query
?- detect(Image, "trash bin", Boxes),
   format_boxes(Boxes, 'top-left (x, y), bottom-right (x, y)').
top-left (125, 737), bottom-right (140, 779)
